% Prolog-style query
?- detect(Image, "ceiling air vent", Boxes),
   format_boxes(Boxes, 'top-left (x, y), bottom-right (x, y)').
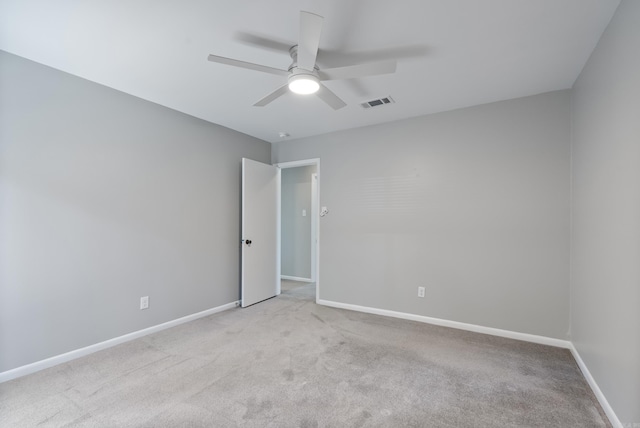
top-left (361, 96), bottom-right (395, 109)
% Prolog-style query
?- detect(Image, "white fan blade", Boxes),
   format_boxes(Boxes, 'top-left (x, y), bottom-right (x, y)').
top-left (297, 11), bottom-right (323, 72)
top-left (254, 84), bottom-right (289, 107)
top-left (207, 54), bottom-right (288, 77)
top-left (235, 32), bottom-right (292, 54)
top-left (316, 84), bottom-right (346, 110)
top-left (318, 61), bottom-right (397, 81)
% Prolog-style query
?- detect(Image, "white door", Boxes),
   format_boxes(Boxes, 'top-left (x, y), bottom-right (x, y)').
top-left (241, 158), bottom-right (280, 307)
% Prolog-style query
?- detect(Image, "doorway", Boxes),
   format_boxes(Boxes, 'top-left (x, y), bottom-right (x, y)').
top-left (276, 159), bottom-right (320, 302)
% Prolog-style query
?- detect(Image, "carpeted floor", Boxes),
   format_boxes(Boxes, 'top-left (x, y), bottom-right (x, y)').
top-left (0, 280), bottom-right (610, 427)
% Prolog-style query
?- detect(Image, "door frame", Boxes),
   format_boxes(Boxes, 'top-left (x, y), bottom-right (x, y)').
top-left (275, 158), bottom-right (321, 303)
top-left (311, 172), bottom-right (318, 283)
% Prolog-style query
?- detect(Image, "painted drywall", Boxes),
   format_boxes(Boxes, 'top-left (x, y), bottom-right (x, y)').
top-left (0, 51), bottom-right (271, 372)
top-left (281, 165), bottom-right (316, 279)
top-left (570, 0), bottom-right (640, 423)
top-left (273, 90), bottom-right (571, 339)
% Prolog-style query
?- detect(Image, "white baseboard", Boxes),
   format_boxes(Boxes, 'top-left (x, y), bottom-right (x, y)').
top-left (568, 343), bottom-right (622, 428)
top-left (318, 299), bottom-right (571, 348)
top-left (0, 301), bottom-right (239, 384)
top-left (281, 275), bottom-right (313, 283)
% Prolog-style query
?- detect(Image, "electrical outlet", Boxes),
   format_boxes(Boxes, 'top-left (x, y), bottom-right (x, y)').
top-left (418, 287), bottom-right (425, 298)
top-left (140, 296), bottom-right (149, 310)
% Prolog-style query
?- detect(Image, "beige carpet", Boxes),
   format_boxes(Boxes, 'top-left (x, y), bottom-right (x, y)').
top-left (0, 280), bottom-right (610, 427)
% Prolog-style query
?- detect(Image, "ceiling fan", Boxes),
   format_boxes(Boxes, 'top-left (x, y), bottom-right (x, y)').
top-left (207, 11), bottom-right (397, 110)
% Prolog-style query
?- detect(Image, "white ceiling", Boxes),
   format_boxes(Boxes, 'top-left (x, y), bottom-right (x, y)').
top-left (0, 0), bottom-right (620, 143)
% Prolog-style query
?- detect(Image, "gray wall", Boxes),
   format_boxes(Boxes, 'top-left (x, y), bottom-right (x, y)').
top-left (273, 90), bottom-right (571, 339)
top-left (281, 165), bottom-right (316, 279)
top-left (0, 51), bottom-right (271, 372)
top-left (570, 0), bottom-right (640, 423)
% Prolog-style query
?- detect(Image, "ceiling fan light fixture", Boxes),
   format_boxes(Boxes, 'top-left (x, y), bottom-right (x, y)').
top-left (288, 74), bottom-right (320, 95)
